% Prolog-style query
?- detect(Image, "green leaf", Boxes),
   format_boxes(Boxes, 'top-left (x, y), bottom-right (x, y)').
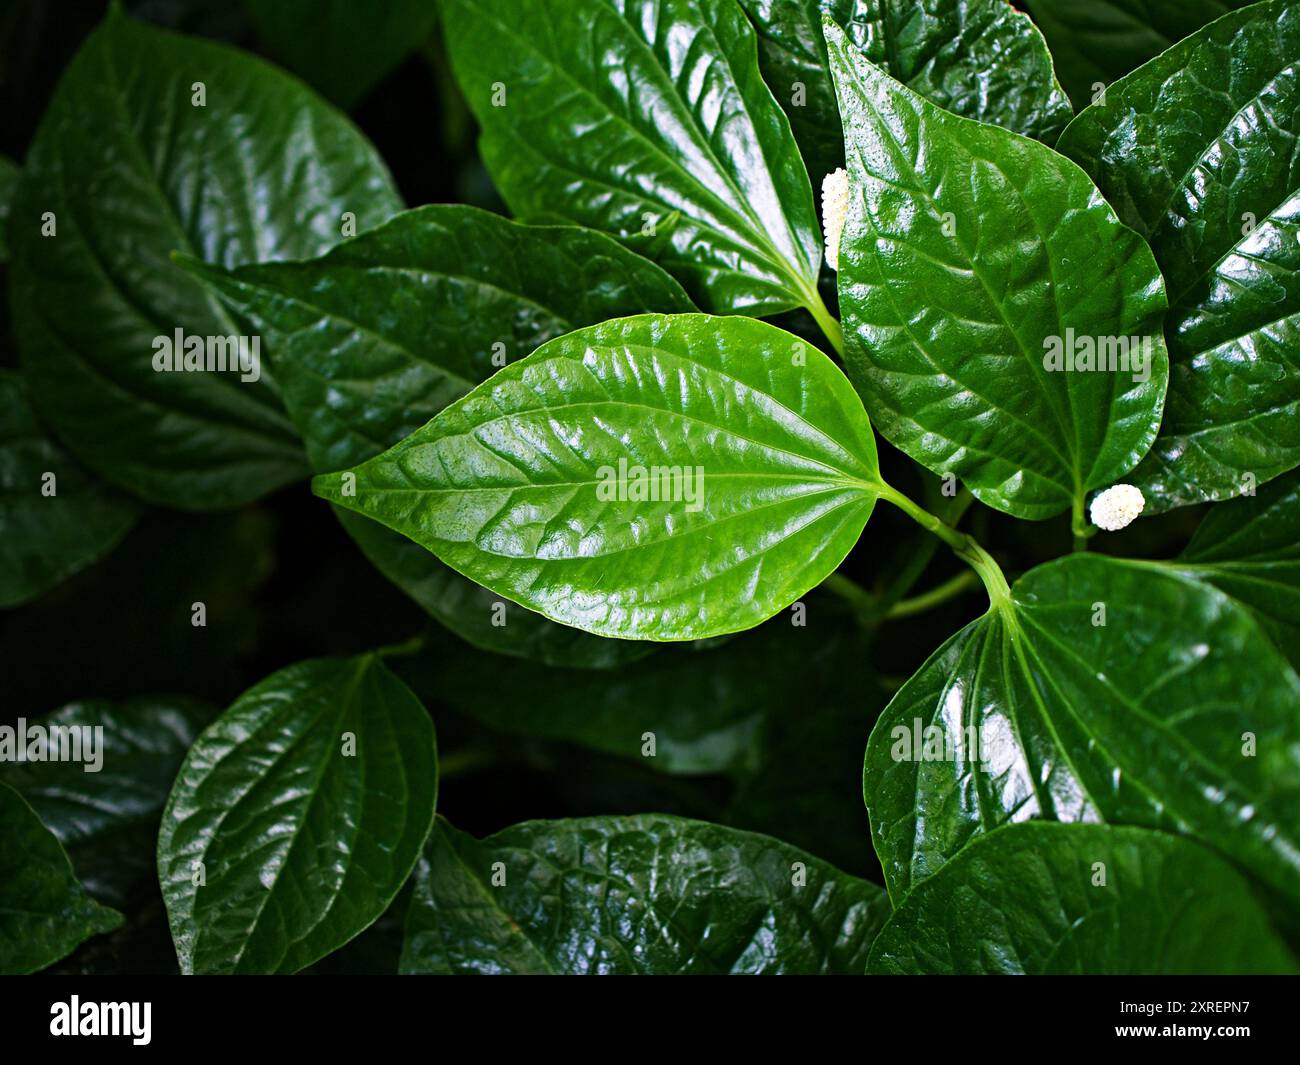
top-left (0, 370), bottom-right (138, 608)
top-left (1024, 0), bottom-right (1256, 109)
top-left (864, 553), bottom-right (1300, 907)
top-left (316, 313), bottom-right (883, 641)
top-left (1171, 468), bottom-right (1300, 670)
top-left (0, 154), bottom-right (16, 262)
top-left (1058, 1), bottom-right (1300, 511)
top-left (244, 0), bottom-right (440, 108)
top-left (438, 0), bottom-right (823, 317)
top-left (0, 781), bottom-right (123, 974)
top-left (398, 594), bottom-right (882, 871)
top-left (400, 815), bottom-right (889, 974)
top-left (868, 822), bottom-right (1298, 974)
top-left (741, 0), bottom-right (1072, 182)
top-left (8, 6), bottom-right (403, 509)
top-left (183, 204), bottom-right (690, 666)
top-left (157, 655), bottom-right (437, 974)
top-left (1, 697), bottom-right (215, 909)
top-left (826, 21), bottom-right (1168, 521)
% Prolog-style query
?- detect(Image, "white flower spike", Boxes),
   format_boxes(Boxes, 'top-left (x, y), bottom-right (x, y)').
top-left (1089, 484), bottom-right (1146, 531)
top-left (821, 168), bottom-right (849, 272)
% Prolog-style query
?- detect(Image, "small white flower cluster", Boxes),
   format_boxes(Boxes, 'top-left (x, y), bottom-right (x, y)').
top-left (1089, 484), bottom-right (1145, 531)
top-left (821, 168), bottom-right (849, 272)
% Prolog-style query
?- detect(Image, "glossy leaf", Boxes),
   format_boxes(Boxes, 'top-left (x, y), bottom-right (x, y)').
top-left (8, 7), bottom-right (402, 509)
top-left (1172, 468), bottom-right (1300, 669)
top-left (869, 823), bottom-right (1298, 975)
top-left (0, 154), bottom-right (15, 261)
top-left (316, 313), bottom-right (883, 641)
top-left (400, 815), bottom-right (889, 974)
top-left (1059, 1), bottom-right (1300, 511)
top-left (1, 697), bottom-right (215, 909)
top-left (184, 204), bottom-right (690, 666)
top-left (157, 656), bottom-right (437, 974)
top-left (244, 0), bottom-right (440, 108)
top-left (864, 553), bottom-right (1300, 905)
top-left (1024, 0), bottom-right (1256, 108)
top-left (827, 21), bottom-right (1168, 520)
top-left (0, 781), bottom-right (123, 974)
top-left (0, 370), bottom-right (138, 608)
top-left (741, 0), bottom-right (1071, 182)
top-left (439, 0), bottom-right (823, 316)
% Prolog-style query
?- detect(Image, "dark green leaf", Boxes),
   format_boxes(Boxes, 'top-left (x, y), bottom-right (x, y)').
top-left (400, 815), bottom-right (888, 974)
top-left (741, 0), bottom-right (1071, 181)
top-left (317, 313), bottom-right (883, 641)
top-left (827, 21), bottom-right (1168, 521)
top-left (183, 204), bottom-right (690, 665)
top-left (8, 6), bottom-right (403, 509)
top-left (0, 154), bottom-right (16, 261)
top-left (1, 697), bottom-right (215, 909)
top-left (864, 554), bottom-right (1300, 906)
top-left (439, 0), bottom-right (823, 316)
top-left (1171, 468), bottom-right (1300, 669)
top-left (869, 822), bottom-right (1298, 974)
top-left (1058, 1), bottom-right (1300, 511)
top-left (244, 0), bottom-right (440, 108)
top-left (157, 655), bottom-right (437, 974)
top-left (0, 370), bottom-right (138, 607)
top-left (0, 781), bottom-right (123, 974)
top-left (1024, 0), bottom-right (1256, 109)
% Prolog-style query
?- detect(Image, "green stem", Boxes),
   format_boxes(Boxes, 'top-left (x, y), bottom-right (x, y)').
top-left (372, 633), bottom-right (427, 659)
top-left (885, 570), bottom-right (980, 619)
top-left (1071, 494), bottom-right (1092, 553)
top-left (804, 288), bottom-right (846, 358)
top-left (877, 483), bottom-right (1011, 608)
top-left (439, 746), bottom-right (503, 781)
top-left (822, 571), bottom-right (877, 622)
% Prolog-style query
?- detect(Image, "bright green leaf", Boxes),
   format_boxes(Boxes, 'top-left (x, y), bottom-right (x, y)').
top-left (316, 313), bottom-right (883, 641)
top-left (439, 0), bottom-right (823, 316)
top-left (741, 0), bottom-right (1071, 182)
top-left (0, 370), bottom-right (138, 608)
top-left (869, 822), bottom-right (1298, 974)
top-left (864, 553), bottom-right (1300, 906)
top-left (827, 21), bottom-right (1168, 521)
top-left (8, 6), bottom-right (402, 509)
top-left (157, 655), bottom-right (437, 974)
top-left (1024, 0), bottom-right (1256, 109)
top-left (400, 815), bottom-right (889, 974)
top-left (1059, 1), bottom-right (1300, 511)
top-left (0, 781), bottom-right (123, 974)
top-left (1, 697), bottom-right (215, 909)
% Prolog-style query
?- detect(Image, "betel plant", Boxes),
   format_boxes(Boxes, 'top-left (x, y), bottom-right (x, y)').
top-left (0, 0), bottom-right (1298, 975)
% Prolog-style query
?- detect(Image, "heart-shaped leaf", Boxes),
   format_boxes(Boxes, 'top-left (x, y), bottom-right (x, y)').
top-left (741, 0), bottom-right (1071, 182)
top-left (864, 553), bottom-right (1300, 906)
top-left (1024, 0), bottom-right (1257, 108)
top-left (8, 6), bottom-right (402, 509)
top-left (0, 370), bottom-right (138, 608)
top-left (316, 313), bottom-right (883, 641)
top-left (157, 656), bottom-right (437, 974)
top-left (1, 697), bottom-right (215, 908)
top-left (827, 21), bottom-right (1168, 522)
top-left (0, 781), bottom-right (123, 974)
top-left (184, 204), bottom-right (691, 666)
top-left (869, 822), bottom-right (1298, 974)
top-left (1172, 468), bottom-right (1300, 669)
top-left (439, 0), bottom-right (824, 317)
top-left (1059, 0), bottom-right (1300, 512)
top-left (400, 815), bottom-right (888, 974)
